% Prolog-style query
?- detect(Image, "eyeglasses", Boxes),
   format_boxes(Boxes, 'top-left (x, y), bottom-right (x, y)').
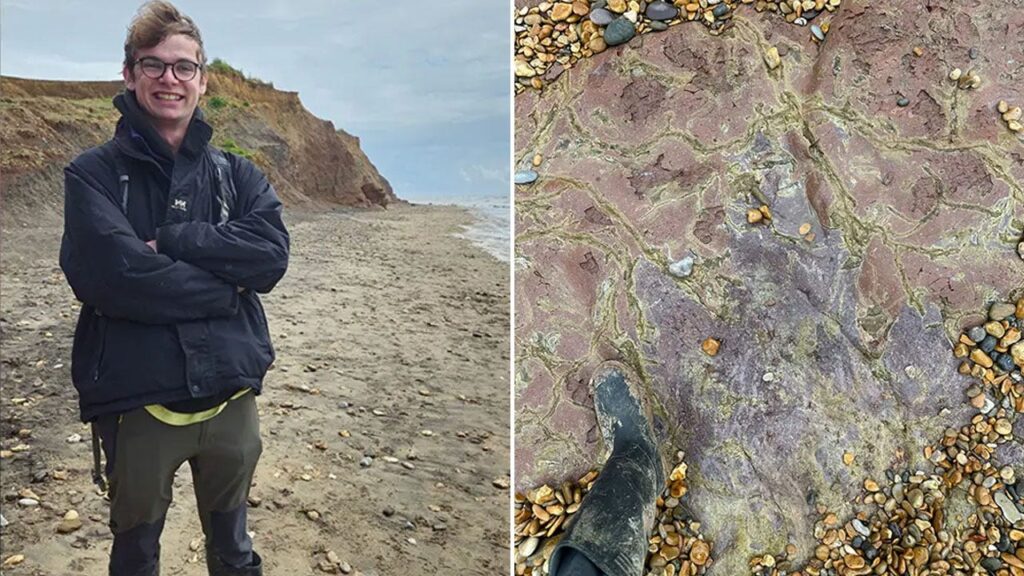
top-left (133, 56), bottom-right (202, 81)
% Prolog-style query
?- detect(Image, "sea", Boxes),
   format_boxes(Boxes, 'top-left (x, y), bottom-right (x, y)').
top-left (414, 194), bottom-right (510, 263)
top-left (453, 194), bottom-right (511, 263)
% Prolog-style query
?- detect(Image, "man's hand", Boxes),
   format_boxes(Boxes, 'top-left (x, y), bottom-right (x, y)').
top-left (145, 240), bottom-right (157, 252)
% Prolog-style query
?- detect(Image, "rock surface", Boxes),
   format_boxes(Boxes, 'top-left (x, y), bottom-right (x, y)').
top-left (515, 2), bottom-right (1024, 574)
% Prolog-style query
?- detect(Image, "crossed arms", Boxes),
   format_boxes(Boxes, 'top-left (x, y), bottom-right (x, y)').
top-left (60, 155), bottom-right (290, 325)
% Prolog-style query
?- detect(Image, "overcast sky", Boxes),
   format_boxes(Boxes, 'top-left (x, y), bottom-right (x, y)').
top-left (1, 0), bottom-right (510, 204)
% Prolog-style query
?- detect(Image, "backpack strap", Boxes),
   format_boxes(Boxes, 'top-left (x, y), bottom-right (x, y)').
top-left (208, 147), bottom-right (237, 225)
top-left (90, 423), bottom-right (107, 493)
top-left (112, 149), bottom-right (130, 216)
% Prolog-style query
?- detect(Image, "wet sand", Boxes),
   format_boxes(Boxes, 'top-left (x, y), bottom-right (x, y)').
top-left (0, 205), bottom-right (510, 575)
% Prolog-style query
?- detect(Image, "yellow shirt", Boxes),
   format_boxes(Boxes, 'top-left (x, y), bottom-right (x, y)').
top-left (144, 388), bottom-right (252, 426)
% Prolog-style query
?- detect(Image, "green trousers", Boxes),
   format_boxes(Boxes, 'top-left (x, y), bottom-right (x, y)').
top-left (98, 392), bottom-right (262, 575)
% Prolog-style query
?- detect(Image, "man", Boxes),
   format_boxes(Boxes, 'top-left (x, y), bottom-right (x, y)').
top-left (59, 2), bottom-right (288, 575)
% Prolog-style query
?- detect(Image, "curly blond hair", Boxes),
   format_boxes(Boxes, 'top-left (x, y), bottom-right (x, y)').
top-left (123, 1), bottom-right (205, 71)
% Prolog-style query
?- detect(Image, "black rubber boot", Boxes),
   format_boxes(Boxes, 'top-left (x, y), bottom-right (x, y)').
top-left (548, 361), bottom-right (665, 576)
top-left (206, 551), bottom-right (262, 576)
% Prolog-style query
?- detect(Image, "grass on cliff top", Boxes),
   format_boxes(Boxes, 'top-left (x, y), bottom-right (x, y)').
top-left (218, 138), bottom-right (257, 162)
top-left (208, 58), bottom-right (274, 88)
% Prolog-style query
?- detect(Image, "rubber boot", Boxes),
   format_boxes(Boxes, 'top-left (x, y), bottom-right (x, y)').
top-left (206, 551), bottom-right (262, 576)
top-left (548, 361), bottom-right (666, 576)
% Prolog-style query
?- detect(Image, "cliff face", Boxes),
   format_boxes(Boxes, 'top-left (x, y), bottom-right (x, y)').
top-left (0, 72), bottom-right (397, 225)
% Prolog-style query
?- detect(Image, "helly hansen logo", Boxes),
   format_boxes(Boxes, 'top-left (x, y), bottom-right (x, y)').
top-left (172, 199), bottom-right (188, 212)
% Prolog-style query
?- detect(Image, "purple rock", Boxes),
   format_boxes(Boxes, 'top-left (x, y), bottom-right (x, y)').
top-left (589, 8), bottom-right (614, 26)
top-left (645, 1), bottom-right (679, 21)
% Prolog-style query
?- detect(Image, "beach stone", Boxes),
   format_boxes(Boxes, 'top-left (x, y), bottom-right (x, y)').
top-left (515, 170), bottom-right (538, 185)
top-left (897, 97), bottom-right (910, 107)
top-left (995, 353), bottom-right (1016, 372)
top-left (712, 3), bottom-right (729, 17)
top-left (519, 536), bottom-right (540, 558)
top-left (810, 24), bottom-right (825, 41)
top-left (968, 326), bottom-right (987, 343)
top-left (17, 498), bottom-right (38, 507)
top-left (57, 513), bottom-right (82, 534)
top-left (990, 302), bottom-right (1016, 320)
top-left (603, 18), bottom-right (636, 46)
top-left (359, 456), bottom-right (373, 467)
top-left (551, 3), bottom-right (573, 21)
top-left (668, 256), bottom-right (694, 278)
top-left (994, 491), bottom-right (1023, 524)
top-left (978, 336), bottom-right (997, 354)
top-left (649, 20), bottom-right (669, 31)
top-left (1010, 342), bottom-right (1024, 367)
top-left (981, 557), bottom-right (1003, 573)
top-left (645, 1), bottom-right (678, 20)
top-left (590, 7), bottom-right (614, 25)
top-left (984, 321), bottom-right (1006, 338)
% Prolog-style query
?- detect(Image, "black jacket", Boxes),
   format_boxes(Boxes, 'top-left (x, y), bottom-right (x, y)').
top-left (60, 92), bottom-right (290, 422)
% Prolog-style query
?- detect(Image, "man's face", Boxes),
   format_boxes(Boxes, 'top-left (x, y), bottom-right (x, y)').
top-left (123, 34), bottom-right (207, 128)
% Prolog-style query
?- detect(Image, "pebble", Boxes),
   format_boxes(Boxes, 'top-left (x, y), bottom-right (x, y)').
top-left (589, 7), bottom-right (614, 25)
top-left (649, 20), bottom-right (668, 31)
top-left (981, 557), bottom-right (1003, 573)
top-left (968, 326), bottom-right (987, 343)
top-left (897, 97), bottom-right (910, 107)
top-left (0, 514), bottom-right (7, 528)
top-left (711, 3), bottom-right (729, 17)
top-left (57, 510), bottom-right (82, 534)
top-left (359, 456), bottom-right (373, 467)
top-left (994, 491), bottom-right (1023, 524)
top-left (65, 433), bottom-right (81, 443)
top-left (990, 302), bottom-right (1016, 320)
top-left (764, 46), bottom-right (781, 70)
top-left (810, 24), bottom-right (825, 41)
top-left (668, 256), bottom-right (694, 278)
top-left (701, 337), bottom-right (721, 357)
top-left (645, 1), bottom-right (678, 20)
top-left (851, 518), bottom-right (870, 536)
top-left (18, 498), bottom-right (38, 507)
top-left (603, 18), bottom-right (636, 46)
top-left (514, 170), bottom-right (538, 185)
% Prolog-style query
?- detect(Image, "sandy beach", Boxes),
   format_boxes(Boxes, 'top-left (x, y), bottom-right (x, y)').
top-left (0, 205), bottom-right (510, 575)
